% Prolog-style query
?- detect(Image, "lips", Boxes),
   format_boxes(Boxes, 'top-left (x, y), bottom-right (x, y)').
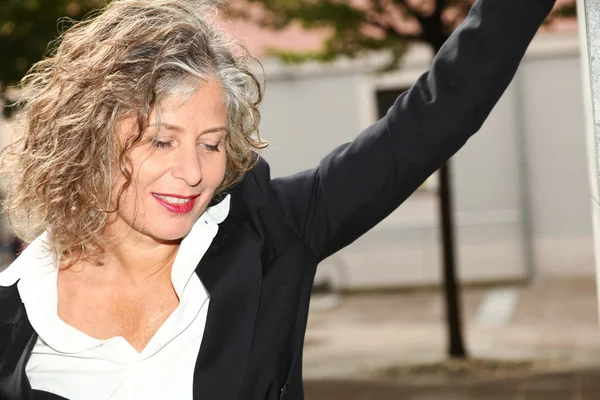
top-left (152, 193), bottom-right (199, 214)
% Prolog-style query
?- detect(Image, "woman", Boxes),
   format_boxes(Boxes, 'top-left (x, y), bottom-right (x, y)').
top-left (0, 0), bottom-right (556, 399)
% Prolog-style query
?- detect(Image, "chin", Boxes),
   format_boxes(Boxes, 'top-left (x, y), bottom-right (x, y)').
top-left (145, 225), bottom-right (194, 244)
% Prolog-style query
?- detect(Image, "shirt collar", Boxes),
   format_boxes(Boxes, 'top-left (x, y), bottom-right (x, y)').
top-left (171, 194), bottom-right (230, 296)
top-left (0, 232), bottom-right (54, 287)
top-left (204, 194), bottom-right (230, 225)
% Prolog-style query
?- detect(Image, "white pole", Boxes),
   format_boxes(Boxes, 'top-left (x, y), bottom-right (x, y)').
top-left (578, 0), bottom-right (600, 327)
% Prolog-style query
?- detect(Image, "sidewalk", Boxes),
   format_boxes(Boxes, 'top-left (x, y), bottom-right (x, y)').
top-left (304, 368), bottom-right (600, 399)
top-left (302, 276), bottom-right (600, 398)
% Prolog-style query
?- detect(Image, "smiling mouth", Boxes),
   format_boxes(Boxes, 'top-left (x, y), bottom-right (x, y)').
top-left (153, 194), bottom-right (194, 204)
top-left (152, 193), bottom-right (199, 214)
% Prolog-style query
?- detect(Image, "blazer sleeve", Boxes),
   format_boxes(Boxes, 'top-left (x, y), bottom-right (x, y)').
top-left (267, 0), bottom-right (557, 262)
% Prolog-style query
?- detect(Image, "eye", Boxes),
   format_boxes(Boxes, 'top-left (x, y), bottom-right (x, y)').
top-left (150, 139), bottom-right (173, 149)
top-left (201, 143), bottom-right (220, 152)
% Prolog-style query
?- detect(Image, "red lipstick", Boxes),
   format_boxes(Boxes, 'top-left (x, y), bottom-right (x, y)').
top-left (152, 193), bottom-right (199, 214)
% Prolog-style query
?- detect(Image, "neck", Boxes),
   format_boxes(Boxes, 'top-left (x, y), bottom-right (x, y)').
top-left (102, 235), bottom-right (180, 286)
top-left (62, 218), bottom-right (181, 287)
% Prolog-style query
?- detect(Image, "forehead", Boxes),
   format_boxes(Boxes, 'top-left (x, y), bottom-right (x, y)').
top-left (154, 80), bottom-right (227, 125)
top-left (116, 80), bottom-right (228, 136)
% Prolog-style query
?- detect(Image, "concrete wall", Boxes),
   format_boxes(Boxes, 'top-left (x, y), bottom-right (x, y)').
top-left (519, 44), bottom-right (594, 277)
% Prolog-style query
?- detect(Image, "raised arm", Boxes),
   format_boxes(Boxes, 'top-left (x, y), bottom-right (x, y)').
top-left (267, 0), bottom-right (557, 261)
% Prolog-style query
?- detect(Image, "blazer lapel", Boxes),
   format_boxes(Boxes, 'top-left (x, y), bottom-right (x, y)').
top-left (0, 284), bottom-right (37, 400)
top-left (193, 192), bottom-right (262, 400)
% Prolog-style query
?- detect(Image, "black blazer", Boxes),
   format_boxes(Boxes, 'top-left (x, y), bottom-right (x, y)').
top-left (0, 0), bottom-right (556, 398)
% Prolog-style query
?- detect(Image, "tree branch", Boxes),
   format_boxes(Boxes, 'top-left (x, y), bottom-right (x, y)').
top-left (441, 0), bottom-right (472, 31)
top-left (392, 0), bottom-right (425, 23)
top-left (386, 29), bottom-right (424, 43)
top-left (362, 2), bottom-right (424, 43)
top-left (435, 0), bottom-right (448, 16)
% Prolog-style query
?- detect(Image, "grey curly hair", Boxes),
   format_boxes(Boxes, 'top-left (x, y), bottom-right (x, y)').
top-left (1, 0), bottom-right (267, 264)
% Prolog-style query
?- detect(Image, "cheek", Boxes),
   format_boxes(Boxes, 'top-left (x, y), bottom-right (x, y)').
top-left (204, 153), bottom-right (227, 187)
top-left (110, 161), bottom-right (152, 213)
top-left (111, 180), bottom-right (139, 219)
top-left (130, 152), bottom-right (166, 191)
top-left (215, 155), bottom-right (228, 187)
top-left (109, 171), bottom-right (127, 209)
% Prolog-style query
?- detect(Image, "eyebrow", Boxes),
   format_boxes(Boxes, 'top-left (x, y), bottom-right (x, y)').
top-left (151, 122), bottom-right (228, 135)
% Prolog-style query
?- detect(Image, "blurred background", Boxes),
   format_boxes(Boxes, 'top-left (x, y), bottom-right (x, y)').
top-left (1, 0), bottom-right (599, 398)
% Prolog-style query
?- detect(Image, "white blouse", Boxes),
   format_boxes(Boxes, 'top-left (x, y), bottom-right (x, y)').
top-left (0, 195), bottom-right (230, 400)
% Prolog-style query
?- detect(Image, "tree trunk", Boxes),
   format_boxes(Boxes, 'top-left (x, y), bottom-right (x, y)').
top-left (438, 162), bottom-right (467, 358)
top-left (431, 32), bottom-right (468, 358)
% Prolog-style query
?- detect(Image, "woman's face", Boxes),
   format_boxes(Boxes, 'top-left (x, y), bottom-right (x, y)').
top-left (110, 80), bottom-right (228, 244)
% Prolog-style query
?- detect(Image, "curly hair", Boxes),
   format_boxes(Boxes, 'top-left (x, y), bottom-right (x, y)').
top-left (0, 0), bottom-right (267, 264)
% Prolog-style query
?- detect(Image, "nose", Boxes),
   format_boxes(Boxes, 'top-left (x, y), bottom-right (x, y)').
top-left (171, 145), bottom-right (202, 186)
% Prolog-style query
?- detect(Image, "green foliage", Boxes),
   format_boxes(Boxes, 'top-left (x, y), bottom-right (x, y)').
top-left (233, 0), bottom-right (578, 70)
top-left (0, 0), bottom-right (107, 116)
top-left (233, 0), bottom-right (421, 71)
top-left (267, 35), bottom-right (408, 73)
top-left (0, 0), bottom-right (577, 88)
top-left (0, 0), bottom-right (105, 88)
